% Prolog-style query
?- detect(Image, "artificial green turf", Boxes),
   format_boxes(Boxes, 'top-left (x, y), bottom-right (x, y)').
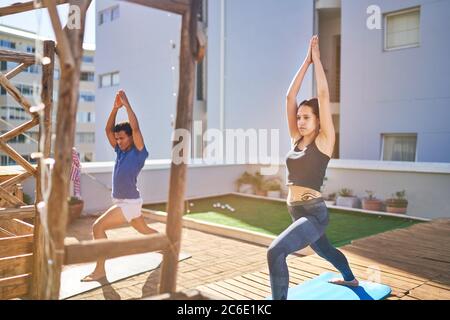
top-left (144, 194), bottom-right (422, 247)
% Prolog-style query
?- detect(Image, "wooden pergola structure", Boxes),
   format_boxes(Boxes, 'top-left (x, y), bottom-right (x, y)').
top-left (0, 0), bottom-right (207, 300)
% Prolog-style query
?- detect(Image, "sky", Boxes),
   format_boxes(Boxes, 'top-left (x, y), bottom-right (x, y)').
top-left (0, 0), bottom-right (96, 46)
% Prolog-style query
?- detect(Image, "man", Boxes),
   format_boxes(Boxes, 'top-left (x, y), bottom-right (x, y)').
top-left (82, 90), bottom-right (158, 282)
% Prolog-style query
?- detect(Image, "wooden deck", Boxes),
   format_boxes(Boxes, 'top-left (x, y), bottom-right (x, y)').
top-left (196, 219), bottom-right (450, 300)
top-left (67, 216), bottom-right (450, 300)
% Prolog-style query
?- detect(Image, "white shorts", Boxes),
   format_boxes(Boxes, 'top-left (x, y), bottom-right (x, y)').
top-left (112, 198), bottom-right (144, 222)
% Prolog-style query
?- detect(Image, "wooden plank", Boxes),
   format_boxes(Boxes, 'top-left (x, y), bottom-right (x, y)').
top-left (219, 279), bottom-right (264, 300)
top-left (338, 250), bottom-right (428, 283)
top-left (0, 229), bottom-right (13, 237)
top-left (0, 206), bottom-right (35, 220)
top-left (0, 172), bottom-right (33, 190)
top-left (205, 282), bottom-right (249, 300)
top-left (0, 117), bottom-right (39, 143)
top-left (355, 231), bottom-right (450, 255)
top-left (258, 270), bottom-right (302, 286)
top-left (224, 278), bottom-right (267, 299)
top-left (0, 253), bottom-right (33, 277)
top-left (0, 274), bottom-right (30, 300)
top-left (241, 273), bottom-right (272, 288)
top-left (5, 62), bottom-right (32, 80)
top-left (0, 72), bottom-right (33, 114)
top-left (343, 245), bottom-right (443, 278)
top-left (122, 0), bottom-right (189, 15)
top-left (64, 233), bottom-right (170, 265)
top-left (0, 1), bottom-right (68, 17)
top-left (229, 277), bottom-right (271, 296)
top-left (0, 49), bottom-right (35, 64)
top-left (195, 285), bottom-right (231, 300)
top-left (0, 235), bottom-right (33, 258)
top-left (0, 219), bottom-right (33, 236)
top-left (0, 184), bottom-right (26, 206)
top-left (236, 275), bottom-right (272, 294)
top-left (0, 140), bottom-right (36, 175)
top-left (408, 284), bottom-right (450, 300)
top-left (347, 241), bottom-right (450, 271)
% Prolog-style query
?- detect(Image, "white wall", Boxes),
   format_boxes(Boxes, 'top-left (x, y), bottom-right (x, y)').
top-left (95, 0), bottom-right (181, 161)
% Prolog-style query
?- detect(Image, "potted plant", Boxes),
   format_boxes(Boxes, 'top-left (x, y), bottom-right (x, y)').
top-left (362, 190), bottom-right (383, 212)
top-left (236, 171), bottom-right (254, 194)
top-left (324, 192), bottom-right (336, 206)
top-left (336, 188), bottom-right (361, 208)
top-left (68, 196), bottom-right (84, 224)
top-left (385, 190), bottom-right (408, 214)
top-left (263, 179), bottom-right (282, 198)
top-left (252, 172), bottom-right (267, 196)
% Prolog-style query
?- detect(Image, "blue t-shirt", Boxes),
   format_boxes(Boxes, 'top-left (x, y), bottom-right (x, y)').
top-left (112, 144), bottom-right (148, 199)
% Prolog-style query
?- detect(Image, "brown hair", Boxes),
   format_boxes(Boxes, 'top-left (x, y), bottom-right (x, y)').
top-left (298, 98), bottom-right (319, 120)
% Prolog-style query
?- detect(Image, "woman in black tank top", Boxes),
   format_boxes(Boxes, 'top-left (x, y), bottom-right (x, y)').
top-left (267, 36), bottom-right (358, 300)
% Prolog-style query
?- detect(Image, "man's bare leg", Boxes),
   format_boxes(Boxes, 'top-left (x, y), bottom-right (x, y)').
top-left (130, 216), bottom-right (158, 235)
top-left (81, 206), bottom-right (127, 282)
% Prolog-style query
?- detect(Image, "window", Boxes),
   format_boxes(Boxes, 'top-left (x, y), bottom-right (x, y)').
top-left (0, 40), bottom-right (16, 49)
top-left (1, 87), bottom-right (6, 95)
top-left (112, 72), bottom-right (120, 86)
top-left (81, 71), bottom-right (94, 82)
top-left (111, 6), bottom-right (120, 20)
top-left (25, 65), bottom-right (40, 74)
top-left (82, 55), bottom-right (94, 63)
top-left (26, 46), bottom-right (35, 53)
top-left (98, 6), bottom-right (120, 25)
top-left (381, 134), bottom-right (417, 162)
top-left (1, 106), bottom-right (28, 120)
top-left (385, 7), bottom-right (420, 50)
top-left (77, 111), bottom-right (95, 123)
top-left (16, 84), bottom-right (34, 96)
top-left (1, 131), bottom-right (26, 143)
top-left (196, 60), bottom-right (205, 101)
top-left (99, 72), bottom-right (120, 88)
top-left (76, 133), bottom-right (95, 144)
top-left (100, 74), bottom-right (111, 88)
top-left (0, 61), bottom-right (7, 71)
top-left (79, 92), bottom-right (95, 103)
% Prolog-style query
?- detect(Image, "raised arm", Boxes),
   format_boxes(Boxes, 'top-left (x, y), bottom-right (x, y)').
top-left (311, 36), bottom-right (335, 142)
top-left (286, 38), bottom-right (313, 142)
top-left (105, 94), bottom-right (121, 148)
top-left (119, 90), bottom-right (145, 151)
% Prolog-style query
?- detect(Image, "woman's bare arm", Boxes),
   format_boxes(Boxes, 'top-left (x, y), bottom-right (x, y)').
top-left (312, 36), bottom-right (335, 143)
top-left (286, 38), bottom-right (313, 142)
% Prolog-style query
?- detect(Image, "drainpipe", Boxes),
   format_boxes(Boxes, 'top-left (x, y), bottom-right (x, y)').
top-left (219, 0), bottom-right (225, 133)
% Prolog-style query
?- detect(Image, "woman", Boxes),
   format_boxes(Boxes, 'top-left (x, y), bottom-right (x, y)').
top-left (82, 90), bottom-right (158, 282)
top-left (267, 36), bottom-right (358, 299)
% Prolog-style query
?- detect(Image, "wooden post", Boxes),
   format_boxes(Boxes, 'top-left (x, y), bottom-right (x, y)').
top-left (44, 0), bottom-right (91, 299)
top-left (159, 0), bottom-right (200, 294)
top-left (31, 40), bottom-right (55, 300)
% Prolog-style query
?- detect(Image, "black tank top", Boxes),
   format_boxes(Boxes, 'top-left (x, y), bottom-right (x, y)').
top-left (285, 137), bottom-right (331, 192)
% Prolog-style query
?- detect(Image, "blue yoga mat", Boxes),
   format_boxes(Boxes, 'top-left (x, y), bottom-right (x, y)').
top-left (267, 272), bottom-right (391, 300)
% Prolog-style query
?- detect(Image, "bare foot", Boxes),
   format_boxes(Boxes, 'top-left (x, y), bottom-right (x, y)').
top-left (81, 272), bottom-right (106, 282)
top-left (328, 278), bottom-right (359, 287)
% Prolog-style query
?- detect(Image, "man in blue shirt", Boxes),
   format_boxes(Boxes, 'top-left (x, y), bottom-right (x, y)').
top-left (82, 90), bottom-right (158, 282)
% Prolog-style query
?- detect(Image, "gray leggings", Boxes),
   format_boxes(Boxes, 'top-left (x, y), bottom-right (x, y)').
top-left (267, 197), bottom-right (355, 300)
